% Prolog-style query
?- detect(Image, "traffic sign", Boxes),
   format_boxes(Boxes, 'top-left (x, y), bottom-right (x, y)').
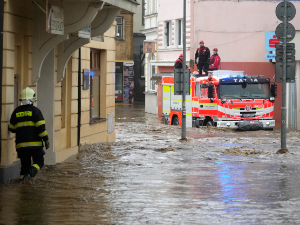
top-left (276, 1), bottom-right (296, 21)
top-left (275, 22), bottom-right (295, 43)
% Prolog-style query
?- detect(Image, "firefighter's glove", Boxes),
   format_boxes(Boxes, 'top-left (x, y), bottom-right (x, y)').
top-left (45, 140), bottom-right (50, 150)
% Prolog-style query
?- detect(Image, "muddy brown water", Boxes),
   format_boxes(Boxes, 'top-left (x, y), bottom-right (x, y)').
top-left (1, 103), bottom-right (300, 224)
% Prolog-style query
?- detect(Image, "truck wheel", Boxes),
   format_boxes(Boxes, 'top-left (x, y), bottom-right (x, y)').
top-left (172, 116), bottom-right (179, 126)
top-left (206, 121), bottom-right (213, 126)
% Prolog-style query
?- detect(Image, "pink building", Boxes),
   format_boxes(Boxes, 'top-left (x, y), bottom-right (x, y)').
top-left (152, 0), bottom-right (300, 129)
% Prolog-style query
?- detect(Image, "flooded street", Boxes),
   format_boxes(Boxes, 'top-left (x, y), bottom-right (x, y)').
top-left (1, 103), bottom-right (300, 224)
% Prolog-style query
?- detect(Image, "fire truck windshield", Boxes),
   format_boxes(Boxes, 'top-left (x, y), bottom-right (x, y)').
top-left (219, 83), bottom-right (271, 99)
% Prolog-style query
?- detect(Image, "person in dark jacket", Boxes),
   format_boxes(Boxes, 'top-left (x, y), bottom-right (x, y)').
top-left (174, 53), bottom-right (190, 69)
top-left (8, 87), bottom-right (49, 181)
top-left (174, 53), bottom-right (184, 68)
top-left (195, 40), bottom-right (210, 76)
top-left (209, 48), bottom-right (221, 71)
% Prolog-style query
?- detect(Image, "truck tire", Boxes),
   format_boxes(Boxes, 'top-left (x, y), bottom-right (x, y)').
top-left (172, 116), bottom-right (179, 126)
top-left (206, 121), bottom-right (213, 126)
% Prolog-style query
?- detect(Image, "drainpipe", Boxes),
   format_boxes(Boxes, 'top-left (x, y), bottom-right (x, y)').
top-left (0, 0), bottom-right (4, 163)
top-left (77, 48), bottom-right (81, 148)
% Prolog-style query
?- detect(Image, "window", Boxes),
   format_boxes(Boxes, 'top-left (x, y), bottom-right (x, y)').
top-left (142, 0), bottom-right (145, 25)
top-left (195, 82), bottom-right (199, 97)
top-left (150, 53), bottom-right (156, 91)
top-left (151, 65), bottom-right (156, 91)
top-left (90, 50), bottom-right (101, 122)
top-left (115, 17), bottom-right (123, 39)
top-left (177, 19), bottom-right (182, 46)
top-left (165, 21), bottom-right (171, 47)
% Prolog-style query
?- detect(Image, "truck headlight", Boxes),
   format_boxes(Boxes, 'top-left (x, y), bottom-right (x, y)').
top-left (270, 97), bottom-right (275, 101)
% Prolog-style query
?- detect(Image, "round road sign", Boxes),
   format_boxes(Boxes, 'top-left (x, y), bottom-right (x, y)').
top-left (275, 22), bottom-right (295, 43)
top-left (276, 2), bottom-right (296, 22)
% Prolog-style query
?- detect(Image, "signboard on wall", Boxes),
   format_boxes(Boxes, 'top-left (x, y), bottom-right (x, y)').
top-left (124, 61), bottom-right (134, 104)
top-left (92, 34), bottom-right (104, 42)
top-left (144, 41), bottom-right (155, 54)
top-left (265, 32), bottom-right (280, 51)
top-left (46, 2), bottom-right (64, 35)
top-left (78, 25), bottom-right (91, 39)
top-left (83, 69), bottom-right (90, 90)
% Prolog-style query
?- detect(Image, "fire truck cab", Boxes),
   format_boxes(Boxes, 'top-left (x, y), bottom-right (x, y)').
top-left (161, 70), bottom-right (277, 130)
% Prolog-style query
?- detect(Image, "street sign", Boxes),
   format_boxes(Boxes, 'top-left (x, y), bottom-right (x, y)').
top-left (265, 54), bottom-right (276, 60)
top-left (276, 1), bottom-right (296, 21)
top-left (275, 22), bottom-right (295, 43)
top-left (275, 62), bottom-right (295, 83)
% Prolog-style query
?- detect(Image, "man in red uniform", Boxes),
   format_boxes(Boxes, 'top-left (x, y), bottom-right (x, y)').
top-left (195, 41), bottom-right (210, 76)
top-left (209, 48), bottom-right (221, 71)
top-left (174, 53), bottom-right (184, 68)
top-left (200, 72), bottom-right (219, 86)
top-left (174, 53), bottom-right (189, 69)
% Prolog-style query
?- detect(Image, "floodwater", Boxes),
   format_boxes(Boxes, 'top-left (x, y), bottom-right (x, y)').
top-left (1, 103), bottom-right (300, 224)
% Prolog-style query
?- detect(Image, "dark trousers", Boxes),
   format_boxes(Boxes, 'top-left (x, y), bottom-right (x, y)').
top-left (209, 68), bottom-right (218, 71)
top-left (17, 148), bottom-right (45, 177)
top-left (197, 63), bottom-right (209, 75)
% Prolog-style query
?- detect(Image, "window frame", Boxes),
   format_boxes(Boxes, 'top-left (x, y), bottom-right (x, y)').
top-left (115, 16), bottom-right (124, 40)
top-left (164, 21), bottom-right (171, 47)
top-left (90, 50), bottom-right (104, 124)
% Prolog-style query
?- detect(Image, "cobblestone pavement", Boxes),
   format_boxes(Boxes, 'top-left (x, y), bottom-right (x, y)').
top-left (1, 103), bottom-right (300, 225)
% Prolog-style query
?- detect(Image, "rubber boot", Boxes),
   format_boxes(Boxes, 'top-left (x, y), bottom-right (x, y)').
top-left (29, 164), bottom-right (40, 177)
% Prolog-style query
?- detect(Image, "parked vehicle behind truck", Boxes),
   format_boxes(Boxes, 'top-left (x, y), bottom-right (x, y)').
top-left (160, 70), bottom-right (277, 130)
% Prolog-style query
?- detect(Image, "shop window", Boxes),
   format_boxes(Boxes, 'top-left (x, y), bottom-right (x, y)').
top-left (115, 17), bottom-right (123, 39)
top-left (90, 50), bottom-right (101, 123)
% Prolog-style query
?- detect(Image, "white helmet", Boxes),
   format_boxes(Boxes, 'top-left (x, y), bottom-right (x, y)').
top-left (20, 87), bottom-right (37, 105)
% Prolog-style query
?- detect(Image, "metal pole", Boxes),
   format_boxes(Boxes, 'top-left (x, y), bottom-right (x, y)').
top-left (281, 0), bottom-right (287, 149)
top-left (181, 0), bottom-right (186, 139)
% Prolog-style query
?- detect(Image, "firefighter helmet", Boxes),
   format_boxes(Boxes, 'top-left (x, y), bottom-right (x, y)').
top-left (179, 53), bottom-right (183, 57)
top-left (213, 48), bottom-right (218, 51)
top-left (20, 87), bottom-right (37, 102)
top-left (199, 40), bottom-right (204, 44)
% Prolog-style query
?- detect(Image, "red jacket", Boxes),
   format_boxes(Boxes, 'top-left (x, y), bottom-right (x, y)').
top-left (200, 77), bottom-right (219, 86)
top-left (209, 54), bottom-right (221, 70)
top-left (174, 58), bottom-right (183, 68)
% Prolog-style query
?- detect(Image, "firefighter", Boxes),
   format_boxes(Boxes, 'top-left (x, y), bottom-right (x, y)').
top-left (209, 48), bottom-right (221, 71)
top-left (200, 72), bottom-right (219, 86)
top-left (8, 87), bottom-right (50, 181)
top-left (195, 41), bottom-right (210, 76)
top-left (174, 53), bottom-right (184, 68)
top-left (174, 53), bottom-right (189, 69)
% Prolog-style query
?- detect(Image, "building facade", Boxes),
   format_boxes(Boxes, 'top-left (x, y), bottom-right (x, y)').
top-left (142, 0), bottom-right (158, 114)
top-left (0, 0), bottom-right (138, 183)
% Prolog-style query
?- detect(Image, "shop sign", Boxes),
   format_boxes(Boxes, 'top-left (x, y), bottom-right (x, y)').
top-left (78, 25), bottom-right (91, 39)
top-left (92, 34), bottom-right (104, 42)
top-left (144, 41), bottom-right (155, 53)
top-left (46, 3), bottom-right (64, 35)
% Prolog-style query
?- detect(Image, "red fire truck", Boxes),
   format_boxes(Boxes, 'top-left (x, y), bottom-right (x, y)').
top-left (160, 71), bottom-right (277, 130)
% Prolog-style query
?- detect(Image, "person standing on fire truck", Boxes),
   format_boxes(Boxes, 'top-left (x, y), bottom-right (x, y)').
top-left (209, 48), bottom-right (221, 71)
top-left (195, 41), bottom-right (210, 76)
top-left (200, 72), bottom-right (219, 86)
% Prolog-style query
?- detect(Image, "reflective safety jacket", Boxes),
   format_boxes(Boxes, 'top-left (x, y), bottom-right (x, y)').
top-left (8, 105), bottom-right (49, 150)
top-left (195, 46), bottom-right (210, 64)
top-left (200, 77), bottom-right (219, 86)
top-left (174, 58), bottom-right (183, 68)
